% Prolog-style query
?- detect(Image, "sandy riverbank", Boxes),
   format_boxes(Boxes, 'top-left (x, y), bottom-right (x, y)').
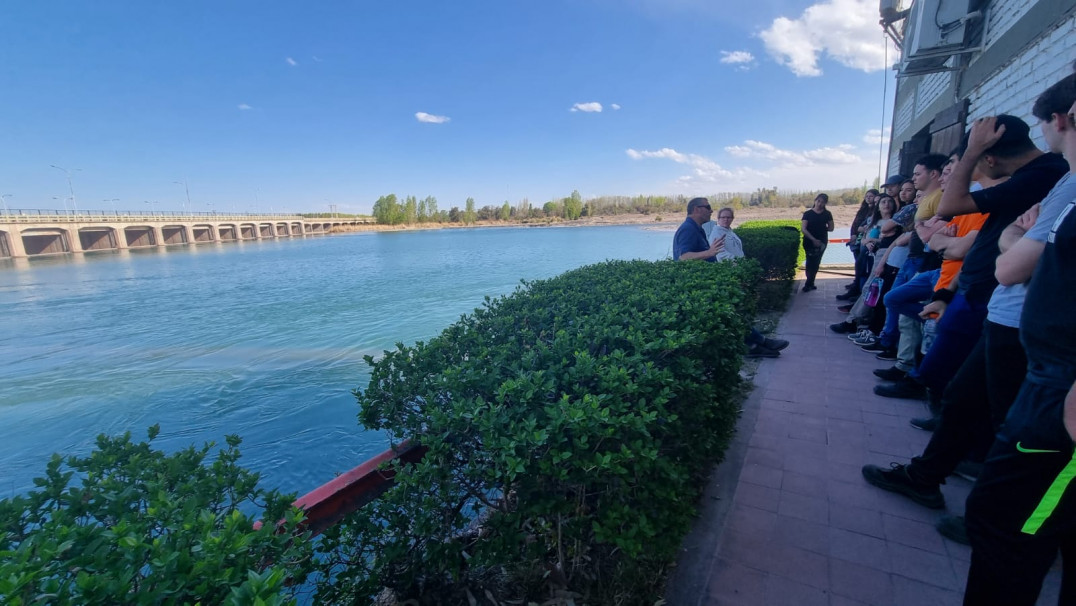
top-left (331, 205), bottom-right (863, 235)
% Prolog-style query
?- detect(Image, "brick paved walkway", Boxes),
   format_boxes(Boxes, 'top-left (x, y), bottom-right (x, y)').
top-left (666, 272), bottom-right (1062, 606)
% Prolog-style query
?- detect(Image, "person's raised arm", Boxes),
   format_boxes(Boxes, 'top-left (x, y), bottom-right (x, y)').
top-left (938, 117), bottom-right (1006, 217)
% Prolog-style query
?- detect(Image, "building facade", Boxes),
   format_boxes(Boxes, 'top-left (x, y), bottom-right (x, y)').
top-left (883, 0), bottom-right (1076, 177)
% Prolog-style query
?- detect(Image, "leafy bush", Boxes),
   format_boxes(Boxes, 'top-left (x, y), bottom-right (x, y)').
top-left (0, 427), bottom-right (313, 606)
top-left (325, 259), bottom-right (760, 604)
top-left (2, 259), bottom-right (764, 606)
top-left (735, 221), bottom-right (801, 311)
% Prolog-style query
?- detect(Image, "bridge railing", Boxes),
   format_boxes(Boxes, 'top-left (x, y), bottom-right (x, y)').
top-left (0, 209), bottom-right (375, 223)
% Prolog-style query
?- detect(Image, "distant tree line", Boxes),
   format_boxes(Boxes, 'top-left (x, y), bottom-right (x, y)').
top-left (368, 181), bottom-right (879, 226)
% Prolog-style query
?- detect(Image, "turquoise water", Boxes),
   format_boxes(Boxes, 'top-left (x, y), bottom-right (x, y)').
top-left (0, 225), bottom-right (675, 497)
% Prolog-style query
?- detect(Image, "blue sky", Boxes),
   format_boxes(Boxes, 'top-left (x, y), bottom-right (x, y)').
top-left (1, 0), bottom-right (897, 215)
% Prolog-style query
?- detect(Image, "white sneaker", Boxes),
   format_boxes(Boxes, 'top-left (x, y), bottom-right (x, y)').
top-left (847, 329), bottom-right (870, 341)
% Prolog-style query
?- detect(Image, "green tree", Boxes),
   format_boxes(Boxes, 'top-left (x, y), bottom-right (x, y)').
top-left (563, 190), bottom-right (583, 220)
top-left (499, 201), bottom-right (511, 221)
top-left (543, 200), bottom-right (560, 217)
top-left (424, 196), bottom-right (439, 223)
top-left (372, 194), bottom-right (400, 225)
top-left (463, 198), bottom-right (476, 224)
top-left (403, 196), bottom-right (418, 224)
top-left (417, 198), bottom-right (428, 223)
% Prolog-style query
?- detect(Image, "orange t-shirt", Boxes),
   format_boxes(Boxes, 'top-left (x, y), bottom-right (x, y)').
top-left (935, 212), bottom-right (989, 291)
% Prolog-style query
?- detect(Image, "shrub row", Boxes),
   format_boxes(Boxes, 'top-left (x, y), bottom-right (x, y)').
top-left (1, 259), bottom-right (762, 605)
top-left (0, 428), bottom-right (314, 605)
top-left (735, 220), bottom-right (802, 311)
top-left (330, 258), bottom-right (761, 604)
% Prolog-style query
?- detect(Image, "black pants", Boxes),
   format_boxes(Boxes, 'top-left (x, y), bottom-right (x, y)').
top-left (964, 378), bottom-right (1076, 606)
top-left (908, 321), bottom-right (1027, 486)
top-left (804, 241), bottom-right (826, 287)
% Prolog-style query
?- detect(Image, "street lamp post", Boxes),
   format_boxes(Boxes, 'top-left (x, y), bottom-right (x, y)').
top-left (173, 180), bottom-right (192, 214)
top-left (0, 193), bottom-right (12, 217)
top-left (50, 165), bottom-right (80, 214)
top-left (103, 198), bottom-right (119, 214)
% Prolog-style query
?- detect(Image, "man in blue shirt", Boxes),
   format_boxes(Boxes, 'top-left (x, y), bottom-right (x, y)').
top-left (673, 197), bottom-right (724, 260)
top-left (673, 197), bottom-right (788, 357)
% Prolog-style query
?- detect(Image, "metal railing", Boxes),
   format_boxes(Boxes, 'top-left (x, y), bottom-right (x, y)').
top-left (0, 209), bottom-right (375, 224)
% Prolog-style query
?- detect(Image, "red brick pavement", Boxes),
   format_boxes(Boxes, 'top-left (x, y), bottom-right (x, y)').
top-left (665, 273), bottom-right (1062, 606)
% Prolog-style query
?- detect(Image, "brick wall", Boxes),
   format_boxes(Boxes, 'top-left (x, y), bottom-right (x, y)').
top-left (894, 94), bottom-right (916, 136)
top-left (969, 12), bottom-right (1076, 147)
top-left (985, 0), bottom-right (1036, 47)
top-left (916, 71), bottom-right (953, 118)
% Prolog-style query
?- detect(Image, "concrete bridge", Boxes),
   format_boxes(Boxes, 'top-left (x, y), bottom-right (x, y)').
top-left (0, 210), bottom-right (375, 258)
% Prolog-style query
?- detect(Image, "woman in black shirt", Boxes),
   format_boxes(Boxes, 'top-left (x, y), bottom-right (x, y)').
top-left (801, 193), bottom-right (834, 292)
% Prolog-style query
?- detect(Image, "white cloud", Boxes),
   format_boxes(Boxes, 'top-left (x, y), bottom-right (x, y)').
top-left (863, 127), bottom-right (892, 146)
top-left (626, 147), bottom-right (760, 186)
top-left (415, 112), bottom-right (450, 124)
top-left (628, 135), bottom-right (881, 192)
top-left (570, 102), bottom-right (603, 113)
top-left (723, 139), bottom-right (863, 167)
top-left (611, 103), bottom-right (621, 110)
top-left (285, 57), bottom-right (298, 66)
top-left (237, 103), bottom-right (252, 110)
top-left (720, 50), bottom-right (756, 70)
top-left (759, 0), bottom-right (898, 77)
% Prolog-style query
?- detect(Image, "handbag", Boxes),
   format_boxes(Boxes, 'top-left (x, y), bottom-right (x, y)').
top-left (864, 277), bottom-right (884, 307)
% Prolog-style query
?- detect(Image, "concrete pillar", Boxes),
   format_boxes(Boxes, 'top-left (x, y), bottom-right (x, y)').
top-left (66, 227), bottom-right (84, 253)
top-left (1, 226), bottom-right (27, 258)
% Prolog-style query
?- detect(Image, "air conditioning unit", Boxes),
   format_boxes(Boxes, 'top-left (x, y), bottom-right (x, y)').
top-left (901, 0), bottom-right (974, 73)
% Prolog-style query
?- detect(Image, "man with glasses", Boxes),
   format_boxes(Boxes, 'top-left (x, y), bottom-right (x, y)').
top-left (672, 197), bottom-right (724, 261)
top-left (674, 198), bottom-right (789, 357)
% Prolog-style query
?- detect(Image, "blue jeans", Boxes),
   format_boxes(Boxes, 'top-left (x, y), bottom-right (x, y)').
top-left (909, 292), bottom-right (988, 394)
top-left (879, 267), bottom-right (939, 348)
top-left (876, 257), bottom-right (923, 346)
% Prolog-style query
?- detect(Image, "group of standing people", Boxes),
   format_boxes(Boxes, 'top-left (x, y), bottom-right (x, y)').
top-left (848, 71), bottom-right (1076, 605)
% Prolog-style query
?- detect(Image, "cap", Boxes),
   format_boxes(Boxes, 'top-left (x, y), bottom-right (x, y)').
top-left (884, 175), bottom-right (905, 187)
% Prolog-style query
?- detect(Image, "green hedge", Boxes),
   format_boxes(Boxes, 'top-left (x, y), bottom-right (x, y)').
top-left (735, 220), bottom-right (801, 311)
top-left (0, 428), bottom-right (313, 605)
top-left (1, 259), bottom-right (764, 605)
top-left (325, 259), bottom-right (761, 604)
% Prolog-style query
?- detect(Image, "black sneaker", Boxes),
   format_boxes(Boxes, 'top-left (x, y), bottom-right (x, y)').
top-left (875, 348), bottom-right (898, 361)
top-left (874, 377), bottom-right (927, 400)
top-left (936, 515), bottom-right (969, 545)
top-left (910, 416), bottom-right (938, 431)
top-left (862, 463), bottom-right (945, 509)
top-left (829, 321), bottom-right (857, 334)
top-left (836, 291), bottom-right (857, 301)
top-left (873, 366), bottom-right (907, 381)
top-left (763, 338), bottom-right (789, 351)
top-left (802, 284), bottom-right (817, 292)
top-left (746, 344), bottom-right (780, 358)
top-left (837, 304), bottom-right (853, 313)
top-left (861, 341), bottom-right (888, 353)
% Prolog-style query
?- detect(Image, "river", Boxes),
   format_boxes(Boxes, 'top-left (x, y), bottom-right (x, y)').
top-left (0, 224), bottom-right (676, 498)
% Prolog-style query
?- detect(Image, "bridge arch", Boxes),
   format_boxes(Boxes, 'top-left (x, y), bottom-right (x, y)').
top-left (21, 227), bottom-right (71, 255)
